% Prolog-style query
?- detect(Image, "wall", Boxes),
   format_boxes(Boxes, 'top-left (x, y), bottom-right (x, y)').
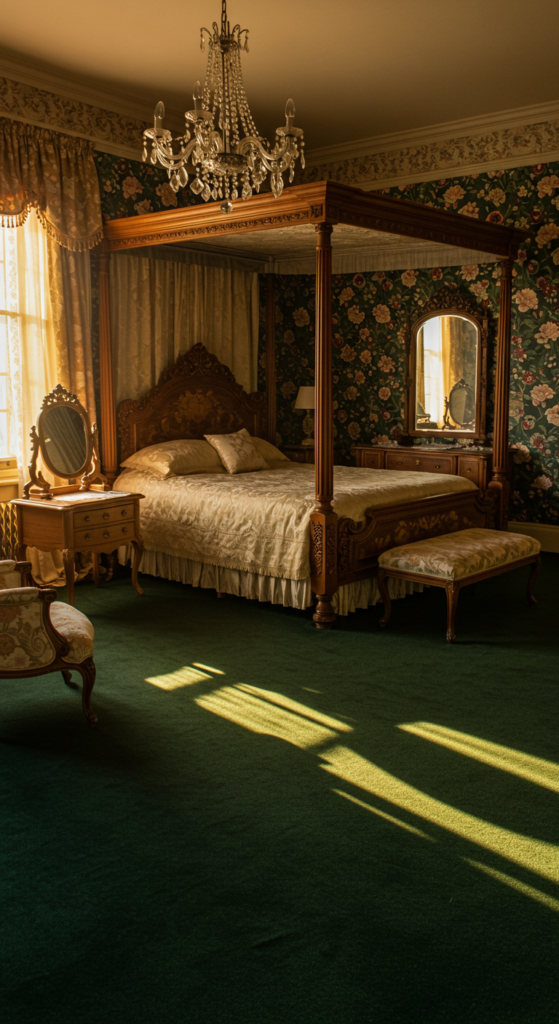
top-left (264, 162), bottom-right (559, 526)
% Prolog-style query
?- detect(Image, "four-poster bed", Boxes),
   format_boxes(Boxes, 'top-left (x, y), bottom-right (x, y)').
top-left (97, 181), bottom-right (528, 628)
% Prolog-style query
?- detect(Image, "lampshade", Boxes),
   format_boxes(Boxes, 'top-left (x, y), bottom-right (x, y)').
top-left (294, 386), bottom-right (316, 410)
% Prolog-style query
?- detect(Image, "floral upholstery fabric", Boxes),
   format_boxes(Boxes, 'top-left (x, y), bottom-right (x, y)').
top-left (204, 428), bottom-right (269, 475)
top-left (0, 560), bottom-right (21, 590)
top-left (121, 438), bottom-right (225, 479)
top-left (50, 602), bottom-right (94, 664)
top-left (378, 528), bottom-right (541, 580)
top-left (0, 588), bottom-right (56, 672)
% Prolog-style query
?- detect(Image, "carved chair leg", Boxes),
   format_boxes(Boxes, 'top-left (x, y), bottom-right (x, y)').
top-left (377, 569), bottom-right (391, 627)
top-left (61, 669), bottom-right (78, 689)
top-left (527, 555), bottom-right (541, 606)
top-left (313, 596), bottom-right (336, 630)
top-left (445, 583), bottom-right (460, 643)
top-left (76, 657), bottom-right (98, 727)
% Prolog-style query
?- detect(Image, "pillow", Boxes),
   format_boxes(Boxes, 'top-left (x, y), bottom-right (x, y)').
top-left (204, 428), bottom-right (269, 475)
top-left (121, 439), bottom-right (225, 479)
top-left (250, 436), bottom-right (290, 462)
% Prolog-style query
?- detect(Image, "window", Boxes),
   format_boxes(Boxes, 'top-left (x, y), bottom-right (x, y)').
top-left (0, 231), bottom-right (11, 457)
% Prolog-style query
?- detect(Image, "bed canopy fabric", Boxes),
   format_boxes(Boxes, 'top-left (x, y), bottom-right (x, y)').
top-left (99, 180), bottom-right (528, 627)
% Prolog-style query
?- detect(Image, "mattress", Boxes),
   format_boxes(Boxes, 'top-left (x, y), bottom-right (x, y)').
top-left (114, 461), bottom-right (476, 582)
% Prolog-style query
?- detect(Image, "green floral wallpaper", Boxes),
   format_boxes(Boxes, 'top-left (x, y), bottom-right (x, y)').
top-left (94, 152), bottom-right (205, 220)
top-left (262, 162), bottom-right (559, 525)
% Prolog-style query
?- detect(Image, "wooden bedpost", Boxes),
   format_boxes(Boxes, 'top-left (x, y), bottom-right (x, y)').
top-left (489, 255), bottom-right (514, 529)
top-left (266, 272), bottom-right (276, 443)
top-left (311, 223), bottom-right (338, 629)
top-left (97, 250), bottom-right (118, 487)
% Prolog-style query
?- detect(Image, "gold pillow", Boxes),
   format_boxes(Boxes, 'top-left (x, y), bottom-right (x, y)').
top-left (250, 436), bottom-right (290, 462)
top-left (121, 439), bottom-right (225, 479)
top-left (204, 428), bottom-right (269, 474)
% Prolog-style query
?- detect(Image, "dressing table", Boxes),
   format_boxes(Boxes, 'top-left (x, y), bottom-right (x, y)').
top-left (11, 385), bottom-right (144, 606)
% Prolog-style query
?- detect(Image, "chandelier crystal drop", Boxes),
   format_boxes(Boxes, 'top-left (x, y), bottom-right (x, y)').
top-left (142, 0), bottom-right (304, 203)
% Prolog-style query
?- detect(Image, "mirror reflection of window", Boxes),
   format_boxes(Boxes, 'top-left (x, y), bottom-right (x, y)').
top-left (43, 406), bottom-right (87, 476)
top-left (415, 314), bottom-right (478, 432)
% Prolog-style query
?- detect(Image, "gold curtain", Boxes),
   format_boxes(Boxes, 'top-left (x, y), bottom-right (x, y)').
top-left (46, 240), bottom-right (96, 416)
top-left (0, 118), bottom-right (103, 251)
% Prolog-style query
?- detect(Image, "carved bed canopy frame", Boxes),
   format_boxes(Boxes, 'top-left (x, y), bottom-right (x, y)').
top-left (96, 180), bottom-right (528, 628)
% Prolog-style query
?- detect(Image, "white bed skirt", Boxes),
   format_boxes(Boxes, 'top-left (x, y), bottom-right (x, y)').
top-left (119, 546), bottom-right (422, 615)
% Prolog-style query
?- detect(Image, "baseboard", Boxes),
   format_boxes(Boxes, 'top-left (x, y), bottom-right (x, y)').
top-left (508, 521), bottom-right (559, 553)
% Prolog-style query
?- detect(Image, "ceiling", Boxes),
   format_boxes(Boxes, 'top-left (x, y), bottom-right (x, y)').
top-left (2, 0), bottom-right (559, 152)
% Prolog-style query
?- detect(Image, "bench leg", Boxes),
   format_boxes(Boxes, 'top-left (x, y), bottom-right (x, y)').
top-left (445, 582), bottom-right (460, 643)
top-left (527, 555), bottom-right (541, 606)
top-left (378, 569), bottom-right (392, 627)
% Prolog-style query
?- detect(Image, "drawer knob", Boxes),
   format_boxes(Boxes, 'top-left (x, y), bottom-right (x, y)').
top-left (397, 460), bottom-right (403, 465)
top-left (121, 508), bottom-right (128, 517)
top-left (434, 464), bottom-right (441, 469)
top-left (102, 512), bottom-right (109, 521)
top-left (466, 468), bottom-right (472, 473)
top-left (103, 529), bottom-right (110, 539)
top-left (415, 459), bottom-right (420, 466)
top-left (84, 533), bottom-right (90, 541)
top-left (84, 514), bottom-right (91, 523)
top-left (122, 526), bottom-right (128, 535)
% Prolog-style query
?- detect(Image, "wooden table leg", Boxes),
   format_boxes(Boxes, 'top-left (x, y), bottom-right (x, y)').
top-left (92, 553), bottom-right (101, 587)
top-left (62, 548), bottom-right (75, 606)
top-left (130, 539), bottom-right (144, 596)
top-left (105, 552), bottom-right (115, 582)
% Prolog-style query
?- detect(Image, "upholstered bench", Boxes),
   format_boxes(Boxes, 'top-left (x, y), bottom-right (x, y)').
top-left (377, 528), bottom-right (541, 642)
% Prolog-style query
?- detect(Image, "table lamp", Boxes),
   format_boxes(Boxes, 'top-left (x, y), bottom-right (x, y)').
top-left (294, 386), bottom-right (316, 446)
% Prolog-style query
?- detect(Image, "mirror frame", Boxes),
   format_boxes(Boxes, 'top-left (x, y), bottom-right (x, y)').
top-left (24, 384), bottom-right (105, 499)
top-left (403, 287), bottom-right (489, 444)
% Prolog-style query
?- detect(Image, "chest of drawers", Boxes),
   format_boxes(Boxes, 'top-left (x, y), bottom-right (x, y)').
top-left (352, 444), bottom-right (510, 490)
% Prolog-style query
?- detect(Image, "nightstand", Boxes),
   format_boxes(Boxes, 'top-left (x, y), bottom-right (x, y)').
top-left (12, 490), bottom-right (144, 606)
top-left (281, 444), bottom-right (344, 465)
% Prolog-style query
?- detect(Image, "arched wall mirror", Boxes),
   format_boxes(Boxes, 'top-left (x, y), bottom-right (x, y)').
top-left (404, 290), bottom-right (488, 444)
top-left (24, 385), bottom-right (105, 499)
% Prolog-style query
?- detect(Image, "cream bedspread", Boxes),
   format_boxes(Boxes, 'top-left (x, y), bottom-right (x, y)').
top-left (114, 462), bottom-right (476, 582)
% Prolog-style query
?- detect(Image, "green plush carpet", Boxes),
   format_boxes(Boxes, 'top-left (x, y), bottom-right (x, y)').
top-left (1, 557), bottom-right (558, 1024)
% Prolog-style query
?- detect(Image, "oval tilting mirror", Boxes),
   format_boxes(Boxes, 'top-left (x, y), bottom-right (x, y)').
top-left (414, 313), bottom-right (479, 435)
top-left (42, 405), bottom-right (88, 476)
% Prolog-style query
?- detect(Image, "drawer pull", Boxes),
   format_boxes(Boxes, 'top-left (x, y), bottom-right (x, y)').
top-left (415, 459), bottom-right (420, 466)
top-left (121, 508), bottom-right (128, 517)
top-left (122, 526), bottom-right (128, 535)
top-left (397, 460), bottom-right (403, 465)
top-left (466, 468), bottom-right (472, 473)
top-left (434, 464), bottom-right (441, 469)
top-left (84, 514), bottom-right (91, 523)
top-left (102, 511), bottom-right (110, 521)
top-left (84, 533), bottom-right (90, 541)
top-left (103, 529), bottom-right (110, 539)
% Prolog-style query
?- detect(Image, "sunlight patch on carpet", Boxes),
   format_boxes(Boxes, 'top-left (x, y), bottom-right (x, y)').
top-left (333, 789), bottom-right (435, 841)
top-left (398, 722), bottom-right (559, 794)
top-left (195, 685), bottom-right (352, 749)
top-left (146, 666), bottom-right (213, 690)
top-left (467, 859), bottom-right (559, 913)
top-left (320, 745), bottom-right (559, 887)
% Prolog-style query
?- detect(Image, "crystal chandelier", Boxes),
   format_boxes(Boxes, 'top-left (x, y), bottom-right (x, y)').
top-left (142, 0), bottom-right (304, 203)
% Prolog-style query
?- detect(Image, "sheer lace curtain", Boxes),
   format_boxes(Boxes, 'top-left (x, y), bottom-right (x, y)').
top-left (110, 253), bottom-right (260, 406)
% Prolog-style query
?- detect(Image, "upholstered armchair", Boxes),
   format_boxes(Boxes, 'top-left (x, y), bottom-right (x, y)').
top-left (0, 560), bottom-right (97, 727)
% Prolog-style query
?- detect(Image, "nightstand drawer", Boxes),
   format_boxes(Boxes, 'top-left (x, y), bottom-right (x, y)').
top-left (457, 457), bottom-right (482, 487)
top-left (386, 452), bottom-right (454, 474)
top-left (74, 521), bottom-right (134, 548)
top-left (360, 450), bottom-right (384, 469)
top-left (73, 502), bottom-right (135, 529)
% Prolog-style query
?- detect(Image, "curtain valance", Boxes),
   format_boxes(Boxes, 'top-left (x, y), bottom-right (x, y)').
top-left (0, 118), bottom-right (103, 251)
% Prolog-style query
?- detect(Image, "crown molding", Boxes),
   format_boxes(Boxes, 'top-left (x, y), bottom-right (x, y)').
top-left (304, 99), bottom-right (559, 167)
top-left (0, 46), bottom-right (185, 133)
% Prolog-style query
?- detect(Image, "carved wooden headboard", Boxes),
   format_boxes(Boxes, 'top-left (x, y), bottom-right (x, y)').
top-left (117, 343), bottom-right (267, 462)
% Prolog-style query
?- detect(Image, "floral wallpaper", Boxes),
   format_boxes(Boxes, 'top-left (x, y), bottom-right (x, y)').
top-left (94, 152), bottom-right (205, 221)
top-left (263, 161), bottom-right (559, 525)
